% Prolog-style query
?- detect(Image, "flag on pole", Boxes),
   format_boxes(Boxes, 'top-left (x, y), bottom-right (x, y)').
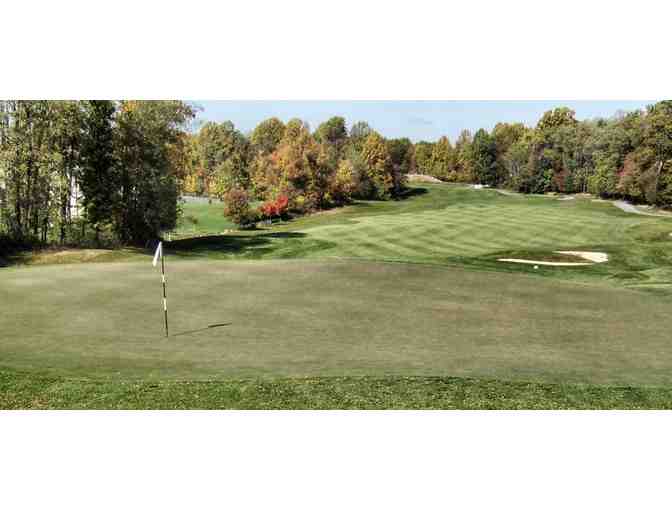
top-left (152, 241), bottom-right (169, 337)
top-left (152, 241), bottom-right (163, 267)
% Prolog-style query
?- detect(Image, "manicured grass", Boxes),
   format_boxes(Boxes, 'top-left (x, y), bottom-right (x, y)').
top-left (173, 199), bottom-right (237, 238)
top-left (3, 369), bottom-right (672, 409)
top-left (3, 259), bottom-right (672, 386)
top-left (166, 185), bottom-right (672, 293)
top-left (3, 183), bottom-right (672, 408)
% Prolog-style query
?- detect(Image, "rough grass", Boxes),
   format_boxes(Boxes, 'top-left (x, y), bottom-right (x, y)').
top-left (3, 369), bottom-right (672, 409)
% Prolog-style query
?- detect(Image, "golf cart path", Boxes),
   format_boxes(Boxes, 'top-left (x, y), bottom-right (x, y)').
top-left (612, 200), bottom-right (672, 217)
top-left (495, 188), bottom-right (672, 217)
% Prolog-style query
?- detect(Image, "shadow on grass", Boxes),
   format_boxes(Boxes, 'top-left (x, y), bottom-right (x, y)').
top-left (171, 322), bottom-right (232, 337)
top-left (167, 232), bottom-right (306, 252)
top-left (396, 186), bottom-right (429, 200)
top-left (164, 232), bottom-right (336, 259)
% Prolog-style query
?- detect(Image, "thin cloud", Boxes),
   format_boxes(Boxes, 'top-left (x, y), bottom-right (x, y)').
top-left (407, 115), bottom-right (434, 126)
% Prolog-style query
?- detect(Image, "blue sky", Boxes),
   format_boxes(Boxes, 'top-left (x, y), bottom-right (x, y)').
top-left (193, 101), bottom-right (655, 143)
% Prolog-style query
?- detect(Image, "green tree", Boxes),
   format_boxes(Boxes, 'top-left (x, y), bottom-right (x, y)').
top-left (79, 100), bottom-right (116, 244)
top-left (113, 100), bottom-right (195, 244)
top-left (640, 101), bottom-right (672, 205)
top-left (414, 141), bottom-right (434, 175)
top-left (0, 101), bottom-right (59, 242)
top-left (492, 122), bottom-right (527, 186)
top-left (388, 138), bottom-right (415, 176)
top-left (471, 129), bottom-right (498, 186)
top-left (537, 107), bottom-right (578, 132)
top-left (454, 129), bottom-right (474, 182)
top-left (349, 121), bottom-right (373, 151)
top-left (250, 117), bottom-right (285, 155)
top-left (193, 121), bottom-right (249, 196)
top-left (315, 116), bottom-right (347, 146)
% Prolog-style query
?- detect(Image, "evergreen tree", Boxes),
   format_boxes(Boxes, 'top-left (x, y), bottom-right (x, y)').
top-left (79, 100), bottom-right (116, 244)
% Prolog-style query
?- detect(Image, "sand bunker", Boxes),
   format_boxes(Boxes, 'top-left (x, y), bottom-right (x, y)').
top-left (556, 251), bottom-right (608, 263)
top-left (557, 196), bottom-right (575, 201)
top-left (498, 258), bottom-right (592, 267)
top-left (498, 251), bottom-right (608, 267)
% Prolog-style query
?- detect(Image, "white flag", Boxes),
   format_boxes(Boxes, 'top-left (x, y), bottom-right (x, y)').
top-left (152, 242), bottom-right (163, 267)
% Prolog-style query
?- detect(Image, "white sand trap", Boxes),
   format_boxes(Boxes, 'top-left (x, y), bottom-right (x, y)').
top-left (557, 196), bottom-right (575, 201)
top-left (498, 251), bottom-right (608, 267)
top-left (555, 251), bottom-right (608, 263)
top-left (498, 258), bottom-right (593, 267)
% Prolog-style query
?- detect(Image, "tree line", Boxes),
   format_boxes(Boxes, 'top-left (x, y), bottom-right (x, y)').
top-left (0, 100), bottom-right (195, 248)
top-left (183, 116), bottom-right (411, 225)
top-left (2, 101), bottom-right (670, 250)
top-left (184, 101), bottom-right (672, 228)
top-left (414, 101), bottom-right (672, 206)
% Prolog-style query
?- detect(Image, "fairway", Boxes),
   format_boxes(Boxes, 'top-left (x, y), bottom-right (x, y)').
top-left (3, 258), bottom-right (672, 386)
top-left (165, 185), bottom-right (672, 293)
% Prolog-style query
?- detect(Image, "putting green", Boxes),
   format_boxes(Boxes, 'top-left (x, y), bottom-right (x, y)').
top-left (2, 259), bottom-right (672, 385)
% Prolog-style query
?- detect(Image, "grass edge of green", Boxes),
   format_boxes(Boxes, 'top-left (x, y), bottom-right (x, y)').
top-left (3, 368), bottom-right (672, 410)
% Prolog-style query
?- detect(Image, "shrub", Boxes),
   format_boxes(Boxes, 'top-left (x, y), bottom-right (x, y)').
top-left (259, 194), bottom-right (289, 220)
top-left (223, 188), bottom-right (257, 227)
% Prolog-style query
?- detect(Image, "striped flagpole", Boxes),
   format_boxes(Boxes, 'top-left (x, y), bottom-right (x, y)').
top-left (161, 249), bottom-right (168, 337)
top-left (153, 241), bottom-right (169, 337)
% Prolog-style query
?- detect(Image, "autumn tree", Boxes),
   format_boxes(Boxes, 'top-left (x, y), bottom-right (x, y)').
top-left (250, 117), bottom-right (285, 155)
top-left (361, 132), bottom-right (397, 199)
top-left (430, 136), bottom-right (456, 180)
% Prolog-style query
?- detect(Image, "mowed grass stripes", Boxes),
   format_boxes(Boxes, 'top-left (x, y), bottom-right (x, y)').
top-left (159, 184), bottom-right (672, 291)
top-left (302, 200), bottom-right (635, 259)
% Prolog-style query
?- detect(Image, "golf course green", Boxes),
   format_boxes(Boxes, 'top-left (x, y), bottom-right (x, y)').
top-left (3, 258), bottom-right (672, 385)
top-left (3, 184), bottom-right (672, 408)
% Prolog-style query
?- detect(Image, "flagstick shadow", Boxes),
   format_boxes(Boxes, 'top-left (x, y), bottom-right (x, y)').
top-left (170, 323), bottom-right (232, 337)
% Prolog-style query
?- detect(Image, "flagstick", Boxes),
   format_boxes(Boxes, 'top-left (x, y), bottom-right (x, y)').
top-left (161, 248), bottom-right (169, 337)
